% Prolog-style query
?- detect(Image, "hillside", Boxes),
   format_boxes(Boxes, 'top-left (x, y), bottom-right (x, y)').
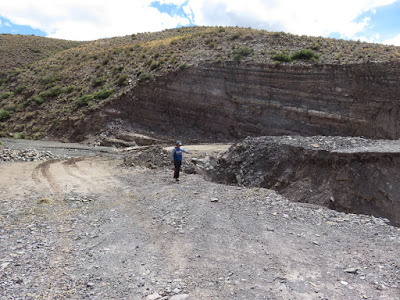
top-left (0, 27), bottom-right (400, 142)
top-left (0, 34), bottom-right (84, 76)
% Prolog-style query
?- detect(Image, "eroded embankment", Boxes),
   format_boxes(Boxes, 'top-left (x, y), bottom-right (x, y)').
top-left (52, 61), bottom-right (400, 144)
top-left (212, 136), bottom-right (400, 226)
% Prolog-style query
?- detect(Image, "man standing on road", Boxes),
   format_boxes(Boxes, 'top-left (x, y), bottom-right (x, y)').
top-left (170, 141), bottom-right (189, 182)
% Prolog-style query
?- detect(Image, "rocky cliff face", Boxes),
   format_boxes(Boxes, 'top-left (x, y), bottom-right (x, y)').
top-left (102, 61), bottom-right (400, 142)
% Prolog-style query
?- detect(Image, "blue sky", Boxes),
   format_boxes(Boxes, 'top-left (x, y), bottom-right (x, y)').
top-left (0, 16), bottom-right (46, 36)
top-left (0, 0), bottom-right (399, 45)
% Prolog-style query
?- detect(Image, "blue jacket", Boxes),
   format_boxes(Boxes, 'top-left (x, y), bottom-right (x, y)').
top-left (171, 146), bottom-right (189, 162)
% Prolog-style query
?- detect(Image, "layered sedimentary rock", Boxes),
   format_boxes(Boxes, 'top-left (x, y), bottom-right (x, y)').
top-left (105, 61), bottom-right (400, 142)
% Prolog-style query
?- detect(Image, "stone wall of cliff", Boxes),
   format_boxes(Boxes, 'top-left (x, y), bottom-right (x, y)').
top-left (99, 61), bottom-right (400, 142)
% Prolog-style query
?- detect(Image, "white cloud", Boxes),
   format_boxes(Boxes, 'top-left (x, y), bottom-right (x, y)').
top-left (155, 0), bottom-right (188, 5)
top-left (187, 0), bottom-right (397, 40)
top-left (0, 0), bottom-right (190, 40)
top-left (0, 0), bottom-right (398, 42)
top-left (383, 33), bottom-right (400, 46)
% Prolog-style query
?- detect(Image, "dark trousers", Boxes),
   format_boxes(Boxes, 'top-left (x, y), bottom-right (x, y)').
top-left (174, 161), bottom-right (182, 178)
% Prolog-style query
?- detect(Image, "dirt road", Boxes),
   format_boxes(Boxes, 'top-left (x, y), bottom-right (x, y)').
top-left (0, 140), bottom-right (399, 299)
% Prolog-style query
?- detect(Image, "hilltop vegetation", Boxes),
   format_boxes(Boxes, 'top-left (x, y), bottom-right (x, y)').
top-left (0, 26), bottom-right (400, 140)
top-left (0, 34), bottom-right (84, 76)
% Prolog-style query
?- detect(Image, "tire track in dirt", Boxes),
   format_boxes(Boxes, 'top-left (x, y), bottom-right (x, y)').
top-left (61, 157), bottom-right (92, 188)
top-left (29, 157), bottom-right (123, 299)
top-left (32, 159), bottom-right (62, 195)
top-left (31, 157), bottom-right (117, 196)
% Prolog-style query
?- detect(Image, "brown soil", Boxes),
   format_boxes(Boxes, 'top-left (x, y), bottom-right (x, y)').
top-left (0, 140), bottom-right (399, 299)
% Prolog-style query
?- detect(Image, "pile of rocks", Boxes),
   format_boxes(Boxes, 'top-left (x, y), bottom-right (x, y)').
top-left (253, 135), bottom-right (400, 152)
top-left (123, 146), bottom-right (218, 177)
top-left (0, 149), bottom-right (58, 163)
top-left (123, 146), bottom-right (171, 169)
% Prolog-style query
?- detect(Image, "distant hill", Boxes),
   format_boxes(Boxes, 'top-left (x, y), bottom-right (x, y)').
top-left (0, 27), bottom-right (399, 141)
top-left (0, 34), bottom-right (84, 76)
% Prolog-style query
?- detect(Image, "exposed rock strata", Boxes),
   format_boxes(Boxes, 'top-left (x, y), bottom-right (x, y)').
top-left (212, 136), bottom-right (400, 227)
top-left (83, 61), bottom-right (400, 143)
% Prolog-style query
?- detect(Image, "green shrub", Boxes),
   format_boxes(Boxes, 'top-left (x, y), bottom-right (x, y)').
top-left (230, 33), bottom-right (241, 40)
top-left (291, 49), bottom-right (319, 61)
top-left (13, 132), bottom-right (25, 139)
top-left (272, 53), bottom-right (291, 62)
top-left (15, 86), bottom-right (25, 94)
top-left (0, 109), bottom-right (10, 121)
top-left (32, 95), bottom-right (46, 105)
top-left (1, 92), bottom-right (13, 99)
top-left (44, 85), bottom-right (64, 98)
top-left (9, 69), bottom-right (23, 77)
top-left (41, 75), bottom-right (60, 85)
top-left (94, 89), bottom-right (113, 100)
top-left (66, 85), bottom-right (76, 93)
top-left (115, 74), bottom-right (128, 86)
top-left (233, 47), bottom-right (253, 62)
top-left (112, 66), bottom-right (124, 74)
top-left (137, 71), bottom-right (152, 82)
top-left (311, 42), bottom-right (321, 51)
top-left (92, 77), bottom-right (106, 88)
top-left (75, 94), bottom-right (94, 107)
top-left (149, 61), bottom-right (160, 71)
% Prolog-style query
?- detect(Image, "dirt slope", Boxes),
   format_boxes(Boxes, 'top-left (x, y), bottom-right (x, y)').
top-left (0, 140), bottom-right (399, 299)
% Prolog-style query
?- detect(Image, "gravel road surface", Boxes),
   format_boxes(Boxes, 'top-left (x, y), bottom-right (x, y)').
top-left (0, 139), bottom-right (399, 299)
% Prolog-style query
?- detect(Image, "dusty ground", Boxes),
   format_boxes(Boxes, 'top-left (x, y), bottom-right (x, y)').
top-left (0, 139), bottom-right (399, 300)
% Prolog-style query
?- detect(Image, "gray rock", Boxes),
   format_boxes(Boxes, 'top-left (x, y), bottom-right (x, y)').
top-left (170, 294), bottom-right (190, 300)
top-left (146, 293), bottom-right (162, 300)
top-left (345, 268), bottom-right (359, 274)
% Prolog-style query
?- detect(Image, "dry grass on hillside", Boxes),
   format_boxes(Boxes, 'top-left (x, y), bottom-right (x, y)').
top-left (0, 34), bottom-right (84, 76)
top-left (0, 26), bottom-right (399, 139)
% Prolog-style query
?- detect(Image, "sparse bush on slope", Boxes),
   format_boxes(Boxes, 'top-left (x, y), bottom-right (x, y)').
top-left (0, 109), bottom-right (10, 121)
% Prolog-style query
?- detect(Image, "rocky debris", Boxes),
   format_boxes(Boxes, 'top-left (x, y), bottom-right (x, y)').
top-left (123, 146), bottom-right (171, 169)
top-left (64, 195), bottom-right (95, 203)
top-left (122, 146), bottom-right (218, 176)
top-left (1, 139), bottom-right (400, 299)
top-left (97, 128), bottom-right (163, 148)
top-left (116, 132), bottom-right (161, 146)
top-left (99, 137), bottom-right (135, 147)
top-left (213, 135), bottom-right (400, 226)
top-left (0, 148), bottom-right (58, 162)
top-left (345, 268), bottom-right (360, 274)
top-left (189, 155), bottom-right (218, 177)
top-left (0, 144), bottom-right (400, 299)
